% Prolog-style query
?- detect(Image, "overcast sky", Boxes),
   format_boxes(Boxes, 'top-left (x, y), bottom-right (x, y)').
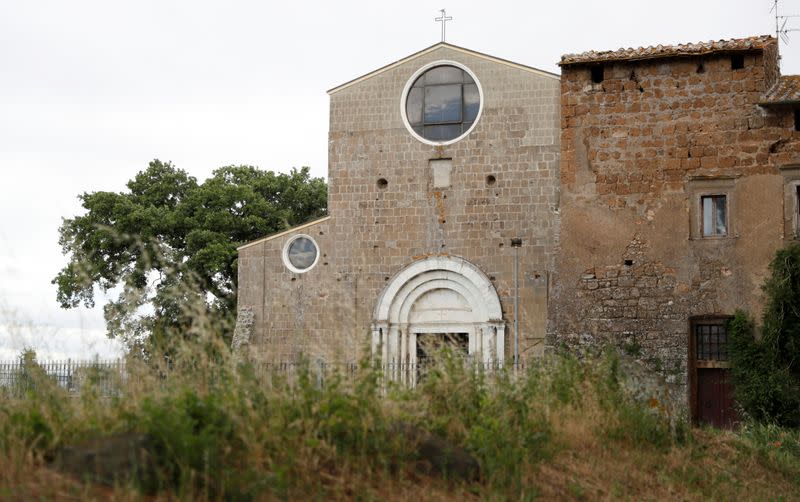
top-left (0, 0), bottom-right (796, 360)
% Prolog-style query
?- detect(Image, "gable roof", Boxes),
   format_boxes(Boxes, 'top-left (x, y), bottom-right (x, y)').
top-left (327, 42), bottom-right (559, 95)
top-left (560, 35), bottom-right (775, 66)
top-left (237, 216), bottom-right (331, 251)
top-left (760, 75), bottom-right (800, 106)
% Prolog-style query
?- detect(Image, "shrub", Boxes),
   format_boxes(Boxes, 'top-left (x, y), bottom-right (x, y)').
top-left (131, 388), bottom-right (249, 496)
top-left (729, 242), bottom-right (800, 427)
top-left (0, 350), bottom-right (71, 456)
top-left (0, 347), bottom-right (696, 499)
top-left (413, 353), bottom-right (553, 495)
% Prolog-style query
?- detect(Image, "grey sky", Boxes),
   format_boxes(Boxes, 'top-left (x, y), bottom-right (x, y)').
top-left (0, 0), bottom-right (794, 360)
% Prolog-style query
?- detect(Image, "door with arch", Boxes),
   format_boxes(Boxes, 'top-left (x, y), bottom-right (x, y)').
top-left (371, 256), bottom-right (505, 382)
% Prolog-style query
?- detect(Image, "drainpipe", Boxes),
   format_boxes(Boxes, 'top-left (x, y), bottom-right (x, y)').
top-left (510, 238), bottom-right (523, 367)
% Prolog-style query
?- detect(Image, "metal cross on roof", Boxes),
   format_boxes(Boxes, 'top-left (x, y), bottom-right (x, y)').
top-left (435, 9), bottom-right (453, 43)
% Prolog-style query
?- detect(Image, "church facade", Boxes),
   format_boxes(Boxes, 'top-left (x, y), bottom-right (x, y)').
top-left (234, 44), bottom-right (561, 366)
top-left (234, 35), bottom-right (800, 424)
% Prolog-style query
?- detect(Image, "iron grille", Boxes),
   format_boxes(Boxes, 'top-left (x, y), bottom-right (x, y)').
top-left (695, 323), bottom-right (729, 361)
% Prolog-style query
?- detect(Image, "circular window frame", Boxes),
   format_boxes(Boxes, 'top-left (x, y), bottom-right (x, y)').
top-left (282, 234), bottom-right (321, 274)
top-left (399, 60), bottom-right (485, 146)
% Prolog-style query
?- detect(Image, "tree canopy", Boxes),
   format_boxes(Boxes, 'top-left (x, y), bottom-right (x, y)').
top-left (53, 160), bottom-right (327, 352)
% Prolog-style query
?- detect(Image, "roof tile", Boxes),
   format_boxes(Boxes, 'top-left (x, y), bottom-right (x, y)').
top-left (560, 35), bottom-right (775, 66)
top-left (761, 75), bottom-right (800, 105)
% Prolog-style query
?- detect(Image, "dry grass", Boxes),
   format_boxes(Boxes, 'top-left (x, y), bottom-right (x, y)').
top-left (1, 350), bottom-right (798, 501)
top-left (532, 405), bottom-right (800, 501)
top-left (4, 412), bottom-right (798, 501)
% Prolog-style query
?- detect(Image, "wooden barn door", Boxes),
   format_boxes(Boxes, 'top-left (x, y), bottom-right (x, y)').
top-left (690, 318), bottom-right (738, 429)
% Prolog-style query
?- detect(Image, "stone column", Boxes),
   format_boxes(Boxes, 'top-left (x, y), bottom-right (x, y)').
top-left (473, 324), bottom-right (483, 362)
top-left (373, 321), bottom-right (389, 364)
top-left (388, 325), bottom-right (400, 381)
top-left (370, 323), bottom-right (380, 361)
top-left (409, 331), bottom-right (417, 387)
top-left (494, 323), bottom-right (506, 365)
top-left (399, 325), bottom-right (408, 385)
top-left (480, 323), bottom-right (493, 365)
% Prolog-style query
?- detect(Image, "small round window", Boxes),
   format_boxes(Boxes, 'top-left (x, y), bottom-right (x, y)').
top-left (402, 62), bottom-right (482, 144)
top-left (282, 235), bottom-right (320, 274)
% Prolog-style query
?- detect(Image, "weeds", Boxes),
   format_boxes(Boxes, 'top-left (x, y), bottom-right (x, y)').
top-left (0, 346), bottom-right (798, 500)
top-left (738, 421), bottom-right (800, 483)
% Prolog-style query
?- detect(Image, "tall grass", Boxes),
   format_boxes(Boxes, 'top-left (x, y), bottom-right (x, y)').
top-left (1, 330), bottom-right (730, 501)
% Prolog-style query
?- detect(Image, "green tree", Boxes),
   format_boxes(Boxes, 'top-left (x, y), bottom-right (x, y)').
top-left (729, 242), bottom-right (800, 427)
top-left (53, 160), bottom-right (327, 353)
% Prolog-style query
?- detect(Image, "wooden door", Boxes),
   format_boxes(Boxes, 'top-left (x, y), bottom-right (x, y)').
top-left (690, 318), bottom-right (738, 429)
top-left (696, 368), bottom-right (737, 428)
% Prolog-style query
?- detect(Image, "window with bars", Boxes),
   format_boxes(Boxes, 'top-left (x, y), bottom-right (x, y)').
top-left (695, 323), bottom-right (729, 361)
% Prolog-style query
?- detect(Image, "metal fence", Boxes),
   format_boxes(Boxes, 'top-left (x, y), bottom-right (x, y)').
top-left (0, 358), bottom-right (525, 397)
top-left (0, 359), bottom-right (126, 395)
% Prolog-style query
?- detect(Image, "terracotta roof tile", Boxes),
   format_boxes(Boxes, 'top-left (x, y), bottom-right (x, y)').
top-left (559, 35), bottom-right (775, 66)
top-left (761, 75), bottom-right (800, 105)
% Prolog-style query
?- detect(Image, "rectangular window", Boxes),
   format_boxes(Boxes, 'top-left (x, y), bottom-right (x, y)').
top-left (591, 65), bottom-right (604, 83)
top-left (794, 183), bottom-right (800, 237)
top-left (688, 177), bottom-right (735, 240)
top-left (695, 323), bottom-right (729, 362)
top-left (702, 195), bottom-right (727, 236)
top-left (780, 167), bottom-right (800, 239)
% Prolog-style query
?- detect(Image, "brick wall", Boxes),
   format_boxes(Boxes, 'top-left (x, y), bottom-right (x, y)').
top-left (552, 39), bottom-right (800, 404)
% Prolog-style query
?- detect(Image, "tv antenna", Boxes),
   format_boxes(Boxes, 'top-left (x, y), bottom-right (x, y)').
top-left (772, 0), bottom-right (800, 46)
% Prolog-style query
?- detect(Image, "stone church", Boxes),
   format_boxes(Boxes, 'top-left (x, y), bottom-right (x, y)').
top-left (235, 43), bottom-right (561, 367)
top-left (234, 35), bottom-right (800, 425)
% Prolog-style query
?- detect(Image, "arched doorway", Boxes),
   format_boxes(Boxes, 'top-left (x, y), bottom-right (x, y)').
top-left (371, 256), bottom-right (505, 377)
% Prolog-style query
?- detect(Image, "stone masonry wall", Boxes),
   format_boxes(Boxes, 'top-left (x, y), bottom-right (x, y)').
top-left (552, 39), bottom-right (800, 407)
top-left (237, 219), bottom-right (348, 361)
top-left (239, 45), bottom-right (561, 362)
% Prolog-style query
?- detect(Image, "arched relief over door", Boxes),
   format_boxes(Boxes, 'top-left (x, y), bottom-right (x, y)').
top-left (371, 255), bottom-right (505, 372)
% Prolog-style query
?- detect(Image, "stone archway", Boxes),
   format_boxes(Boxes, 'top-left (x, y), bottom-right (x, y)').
top-left (371, 256), bottom-right (505, 371)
